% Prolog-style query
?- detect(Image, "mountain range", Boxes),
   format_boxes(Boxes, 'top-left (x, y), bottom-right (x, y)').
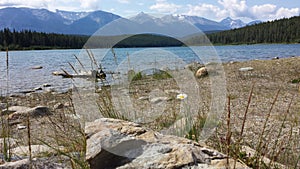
top-left (0, 7), bottom-right (261, 36)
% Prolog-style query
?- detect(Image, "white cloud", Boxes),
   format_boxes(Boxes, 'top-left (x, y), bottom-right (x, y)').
top-left (184, 0), bottom-right (299, 22)
top-left (218, 0), bottom-right (249, 18)
top-left (0, 0), bottom-right (104, 11)
top-left (274, 7), bottom-right (300, 19)
top-left (0, 0), bottom-right (51, 9)
top-left (118, 0), bottom-right (129, 4)
top-left (48, 0), bottom-right (82, 11)
top-left (186, 3), bottom-right (228, 20)
top-left (185, 0), bottom-right (250, 20)
top-left (251, 4), bottom-right (276, 14)
top-left (249, 4), bottom-right (276, 19)
top-left (150, 1), bottom-right (181, 13)
top-left (249, 4), bottom-right (299, 20)
top-left (109, 8), bottom-right (115, 12)
top-left (79, 0), bottom-right (101, 10)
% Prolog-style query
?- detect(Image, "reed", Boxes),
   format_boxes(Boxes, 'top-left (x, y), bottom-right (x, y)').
top-left (253, 89), bottom-right (280, 167)
top-left (268, 95), bottom-right (294, 168)
top-left (226, 96), bottom-right (232, 168)
top-left (26, 114), bottom-right (32, 169)
top-left (1, 47), bottom-right (12, 162)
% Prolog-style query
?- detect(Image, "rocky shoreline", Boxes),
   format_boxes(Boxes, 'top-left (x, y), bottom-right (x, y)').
top-left (1, 56), bottom-right (300, 168)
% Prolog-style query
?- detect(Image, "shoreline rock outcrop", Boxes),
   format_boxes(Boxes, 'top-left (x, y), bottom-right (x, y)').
top-left (4, 106), bottom-right (52, 120)
top-left (85, 118), bottom-right (250, 169)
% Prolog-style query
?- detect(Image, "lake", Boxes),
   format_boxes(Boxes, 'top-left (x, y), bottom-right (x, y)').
top-left (0, 44), bottom-right (299, 95)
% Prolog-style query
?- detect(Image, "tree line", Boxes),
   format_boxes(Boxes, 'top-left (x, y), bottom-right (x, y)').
top-left (207, 16), bottom-right (300, 44)
top-left (183, 16), bottom-right (300, 45)
top-left (0, 28), bottom-right (89, 50)
top-left (0, 28), bottom-right (185, 50)
top-left (112, 34), bottom-right (184, 48)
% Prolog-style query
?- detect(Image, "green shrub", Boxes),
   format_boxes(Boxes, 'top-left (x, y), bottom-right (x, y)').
top-left (291, 78), bottom-right (300, 83)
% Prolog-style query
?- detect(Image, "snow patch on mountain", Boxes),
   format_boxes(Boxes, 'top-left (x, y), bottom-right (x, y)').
top-left (56, 9), bottom-right (90, 24)
top-left (130, 12), bottom-right (164, 26)
top-left (220, 17), bottom-right (246, 29)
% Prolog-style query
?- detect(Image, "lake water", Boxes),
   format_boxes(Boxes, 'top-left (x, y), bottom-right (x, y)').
top-left (0, 44), bottom-right (299, 95)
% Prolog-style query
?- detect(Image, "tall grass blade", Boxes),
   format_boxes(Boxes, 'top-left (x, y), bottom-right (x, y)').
top-left (240, 84), bottom-right (254, 137)
top-left (226, 96), bottom-right (232, 169)
top-left (85, 48), bottom-right (99, 70)
top-left (111, 48), bottom-right (118, 65)
top-left (68, 62), bottom-right (79, 74)
top-left (254, 89), bottom-right (280, 167)
top-left (268, 95), bottom-right (294, 168)
top-left (2, 47), bottom-right (11, 162)
top-left (73, 54), bottom-right (87, 72)
top-left (26, 115), bottom-right (32, 169)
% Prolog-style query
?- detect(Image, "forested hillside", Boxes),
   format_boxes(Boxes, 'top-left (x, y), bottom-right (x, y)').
top-left (0, 28), bottom-right (88, 50)
top-left (207, 16), bottom-right (300, 44)
top-left (0, 29), bottom-right (184, 50)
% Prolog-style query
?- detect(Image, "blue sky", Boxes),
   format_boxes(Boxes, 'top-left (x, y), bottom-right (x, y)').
top-left (0, 0), bottom-right (299, 22)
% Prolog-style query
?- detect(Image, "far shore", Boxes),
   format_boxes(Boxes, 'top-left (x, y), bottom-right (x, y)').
top-left (1, 42), bottom-right (300, 52)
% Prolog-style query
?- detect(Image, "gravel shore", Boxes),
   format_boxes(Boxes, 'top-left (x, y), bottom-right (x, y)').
top-left (1, 56), bottom-right (299, 167)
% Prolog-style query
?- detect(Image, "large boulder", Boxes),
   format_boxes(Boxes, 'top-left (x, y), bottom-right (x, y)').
top-left (185, 62), bottom-right (204, 72)
top-left (85, 118), bottom-right (250, 169)
top-left (195, 67), bottom-right (208, 78)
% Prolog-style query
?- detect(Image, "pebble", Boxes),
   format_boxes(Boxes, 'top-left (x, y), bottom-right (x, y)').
top-left (31, 66), bottom-right (43, 69)
top-left (165, 89), bottom-right (181, 94)
top-left (17, 124), bottom-right (27, 130)
top-left (19, 90), bottom-right (34, 94)
top-left (43, 83), bottom-right (51, 87)
top-left (138, 96), bottom-right (149, 101)
top-left (0, 103), bottom-right (7, 109)
top-left (34, 87), bottom-right (43, 91)
top-left (239, 67), bottom-right (254, 71)
top-left (52, 71), bottom-right (64, 76)
top-left (45, 87), bottom-right (55, 93)
top-left (149, 97), bottom-right (169, 104)
top-left (64, 102), bottom-right (72, 107)
top-left (54, 103), bottom-right (64, 109)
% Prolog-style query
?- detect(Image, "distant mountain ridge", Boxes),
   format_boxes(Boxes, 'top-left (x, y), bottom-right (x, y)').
top-left (0, 7), bottom-right (261, 35)
top-left (0, 7), bottom-right (121, 35)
